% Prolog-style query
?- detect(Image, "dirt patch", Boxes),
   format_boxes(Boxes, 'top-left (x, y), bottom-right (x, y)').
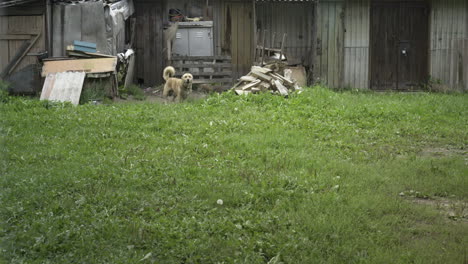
top-left (420, 146), bottom-right (467, 157)
top-left (419, 146), bottom-right (468, 164)
top-left (410, 196), bottom-right (468, 223)
top-left (113, 87), bottom-right (210, 104)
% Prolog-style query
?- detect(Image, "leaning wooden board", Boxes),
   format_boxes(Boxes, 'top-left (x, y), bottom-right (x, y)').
top-left (41, 57), bottom-right (117, 77)
top-left (40, 72), bottom-right (86, 105)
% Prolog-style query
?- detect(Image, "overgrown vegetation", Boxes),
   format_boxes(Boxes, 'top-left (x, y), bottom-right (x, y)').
top-left (119, 84), bottom-right (146, 101)
top-left (1, 87), bottom-right (467, 263)
top-left (0, 79), bottom-right (11, 103)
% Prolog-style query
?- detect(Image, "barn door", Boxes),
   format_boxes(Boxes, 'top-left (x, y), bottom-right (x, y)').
top-left (0, 15), bottom-right (45, 76)
top-left (0, 15), bottom-right (45, 93)
top-left (370, 1), bottom-right (429, 90)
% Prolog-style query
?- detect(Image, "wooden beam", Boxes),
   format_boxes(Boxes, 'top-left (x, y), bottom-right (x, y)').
top-left (279, 33), bottom-right (286, 62)
top-left (8, 33), bottom-right (41, 75)
top-left (261, 30), bottom-right (266, 66)
top-left (311, 1), bottom-right (319, 85)
top-left (46, 0), bottom-right (52, 55)
top-left (0, 41), bottom-right (29, 78)
top-left (41, 57), bottom-right (117, 77)
top-left (0, 34), bottom-right (31, 40)
top-left (273, 79), bottom-right (289, 96)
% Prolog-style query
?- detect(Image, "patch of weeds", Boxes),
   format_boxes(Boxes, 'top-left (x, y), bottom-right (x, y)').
top-left (0, 79), bottom-right (11, 103)
top-left (119, 84), bottom-right (146, 101)
top-left (80, 80), bottom-right (108, 104)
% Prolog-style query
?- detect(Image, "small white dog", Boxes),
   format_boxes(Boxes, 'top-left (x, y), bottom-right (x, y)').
top-left (162, 66), bottom-right (193, 102)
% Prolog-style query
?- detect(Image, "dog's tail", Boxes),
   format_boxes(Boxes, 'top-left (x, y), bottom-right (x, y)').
top-left (163, 66), bottom-right (176, 81)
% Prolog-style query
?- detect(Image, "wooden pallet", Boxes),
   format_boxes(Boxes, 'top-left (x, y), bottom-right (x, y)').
top-left (171, 56), bottom-right (233, 89)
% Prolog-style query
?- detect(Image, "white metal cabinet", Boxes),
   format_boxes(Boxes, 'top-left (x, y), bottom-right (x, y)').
top-left (172, 21), bottom-right (213, 56)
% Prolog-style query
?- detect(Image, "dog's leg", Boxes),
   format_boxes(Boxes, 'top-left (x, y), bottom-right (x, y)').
top-left (162, 85), bottom-right (169, 98)
top-left (175, 92), bottom-right (182, 102)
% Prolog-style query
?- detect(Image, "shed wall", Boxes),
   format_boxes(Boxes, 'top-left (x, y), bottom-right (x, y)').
top-left (256, 2), bottom-right (315, 67)
top-left (316, 0), bottom-right (345, 88)
top-left (430, 0), bottom-right (468, 91)
top-left (218, 1), bottom-right (254, 79)
top-left (52, 2), bottom-right (109, 57)
top-left (0, 15), bottom-right (45, 74)
top-left (134, 0), bottom-right (164, 85)
top-left (344, 0), bottom-right (370, 89)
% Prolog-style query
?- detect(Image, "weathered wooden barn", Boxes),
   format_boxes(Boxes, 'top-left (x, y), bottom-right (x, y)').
top-left (342, 0), bottom-right (468, 91)
top-left (134, 0), bottom-right (467, 91)
top-left (1, 0), bottom-right (467, 92)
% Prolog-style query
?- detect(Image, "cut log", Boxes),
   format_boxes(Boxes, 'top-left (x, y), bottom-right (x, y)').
top-left (271, 72), bottom-right (294, 86)
top-left (273, 80), bottom-right (289, 96)
top-left (241, 80), bottom-right (261, 90)
top-left (259, 82), bottom-right (271, 91)
top-left (251, 87), bottom-right (261, 93)
top-left (240, 75), bottom-right (258, 82)
top-left (251, 71), bottom-right (273, 82)
top-left (234, 89), bottom-right (251, 95)
top-left (252, 66), bottom-right (272, 74)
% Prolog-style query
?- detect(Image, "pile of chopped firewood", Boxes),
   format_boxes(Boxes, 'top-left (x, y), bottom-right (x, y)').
top-left (231, 65), bottom-right (302, 96)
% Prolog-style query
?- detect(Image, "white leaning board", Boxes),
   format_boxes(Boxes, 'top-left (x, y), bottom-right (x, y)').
top-left (40, 72), bottom-right (86, 105)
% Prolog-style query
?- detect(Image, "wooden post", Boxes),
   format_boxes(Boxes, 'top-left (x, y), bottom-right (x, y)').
top-left (279, 33), bottom-right (286, 62)
top-left (46, 0), bottom-right (52, 56)
top-left (252, 0), bottom-right (257, 64)
top-left (272, 32), bottom-right (276, 49)
top-left (261, 30), bottom-right (266, 66)
top-left (310, 1), bottom-right (319, 85)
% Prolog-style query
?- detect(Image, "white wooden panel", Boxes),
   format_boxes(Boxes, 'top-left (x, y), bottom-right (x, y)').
top-left (41, 72), bottom-right (86, 105)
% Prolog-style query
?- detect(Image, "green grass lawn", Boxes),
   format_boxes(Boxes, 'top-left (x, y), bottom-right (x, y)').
top-left (1, 87), bottom-right (467, 263)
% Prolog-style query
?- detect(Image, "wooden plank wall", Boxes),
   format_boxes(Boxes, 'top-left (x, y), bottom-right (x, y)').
top-left (0, 15), bottom-right (45, 74)
top-left (255, 2), bottom-right (315, 67)
top-left (143, 0), bottom-right (252, 84)
top-left (430, 0), bottom-right (468, 91)
top-left (213, 0), bottom-right (254, 80)
top-left (134, 1), bottom-right (164, 86)
top-left (343, 0), bottom-right (370, 89)
top-left (449, 38), bottom-right (468, 92)
top-left (316, 0), bottom-right (345, 88)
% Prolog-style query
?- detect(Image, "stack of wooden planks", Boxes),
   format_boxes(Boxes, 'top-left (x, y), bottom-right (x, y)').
top-left (231, 65), bottom-right (302, 96)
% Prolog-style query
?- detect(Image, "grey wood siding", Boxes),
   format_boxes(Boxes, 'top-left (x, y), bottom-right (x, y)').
top-left (255, 2), bottom-right (315, 67)
top-left (165, 0), bottom-right (254, 79)
top-left (134, 1), bottom-right (164, 85)
top-left (218, 1), bottom-right (254, 80)
top-left (430, 0), bottom-right (468, 91)
top-left (344, 0), bottom-right (370, 89)
top-left (316, 0), bottom-right (345, 88)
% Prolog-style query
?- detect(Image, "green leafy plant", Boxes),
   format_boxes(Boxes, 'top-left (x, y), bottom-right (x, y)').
top-left (0, 79), bottom-right (11, 102)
